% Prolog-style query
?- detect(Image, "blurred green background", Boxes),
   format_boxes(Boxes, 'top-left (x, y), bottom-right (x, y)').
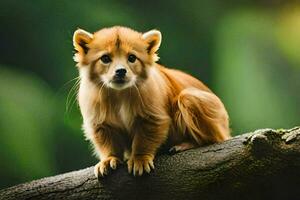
top-left (0, 0), bottom-right (299, 189)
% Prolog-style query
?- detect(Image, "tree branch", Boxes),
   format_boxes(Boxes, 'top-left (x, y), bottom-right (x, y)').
top-left (1, 127), bottom-right (300, 200)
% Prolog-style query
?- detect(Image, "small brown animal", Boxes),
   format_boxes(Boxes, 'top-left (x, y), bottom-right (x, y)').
top-left (73, 26), bottom-right (230, 177)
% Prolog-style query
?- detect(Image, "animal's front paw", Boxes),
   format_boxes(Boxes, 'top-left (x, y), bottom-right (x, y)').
top-left (127, 154), bottom-right (155, 176)
top-left (94, 156), bottom-right (121, 178)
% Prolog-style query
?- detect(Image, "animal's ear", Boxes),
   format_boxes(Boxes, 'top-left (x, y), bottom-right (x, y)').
top-left (73, 29), bottom-right (93, 62)
top-left (142, 29), bottom-right (162, 55)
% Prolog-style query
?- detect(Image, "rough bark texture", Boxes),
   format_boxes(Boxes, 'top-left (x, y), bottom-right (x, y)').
top-left (1, 127), bottom-right (300, 200)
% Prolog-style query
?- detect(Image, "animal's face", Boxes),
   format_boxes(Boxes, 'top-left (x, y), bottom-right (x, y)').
top-left (73, 26), bottom-right (161, 90)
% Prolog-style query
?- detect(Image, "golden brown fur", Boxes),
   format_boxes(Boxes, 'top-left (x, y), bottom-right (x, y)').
top-left (73, 26), bottom-right (230, 177)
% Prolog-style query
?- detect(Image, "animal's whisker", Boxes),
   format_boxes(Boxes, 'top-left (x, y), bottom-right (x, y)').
top-left (63, 76), bottom-right (80, 88)
top-left (134, 83), bottom-right (145, 108)
top-left (98, 82), bottom-right (105, 96)
top-left (65, 77), bottom-right (81, 114)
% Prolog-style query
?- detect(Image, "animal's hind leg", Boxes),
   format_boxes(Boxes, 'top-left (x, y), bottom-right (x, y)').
top-left (175, 88), bottom-right (230, 146)
top-left (168, 142), bottom-right (197, 155)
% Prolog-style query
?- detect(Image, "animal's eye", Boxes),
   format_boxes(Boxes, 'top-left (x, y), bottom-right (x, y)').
top-left (100, 55), bottom-right (111, 64)
top-left (128, 54), bottom-right (137, 63)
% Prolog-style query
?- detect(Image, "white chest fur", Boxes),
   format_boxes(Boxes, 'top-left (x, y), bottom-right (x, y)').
top-left (119, 102), bottom-right (135, 131)
top-left (79, 68), bottom-right (136, 135)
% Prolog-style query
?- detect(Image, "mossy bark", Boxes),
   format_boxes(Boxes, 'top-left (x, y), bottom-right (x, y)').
top-left (0, 127), bottom-right (300, 200)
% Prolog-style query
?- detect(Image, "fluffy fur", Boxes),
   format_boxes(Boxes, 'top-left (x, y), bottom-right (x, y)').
top-left (73, 26), bottom-right (230, 177)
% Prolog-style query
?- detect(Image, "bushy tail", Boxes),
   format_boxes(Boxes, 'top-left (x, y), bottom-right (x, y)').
top-left (174, 88), bottom-right (230, 145)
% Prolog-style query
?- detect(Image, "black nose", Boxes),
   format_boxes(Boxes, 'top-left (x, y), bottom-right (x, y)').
top-left (115, 68), bottom-right (127, 78)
